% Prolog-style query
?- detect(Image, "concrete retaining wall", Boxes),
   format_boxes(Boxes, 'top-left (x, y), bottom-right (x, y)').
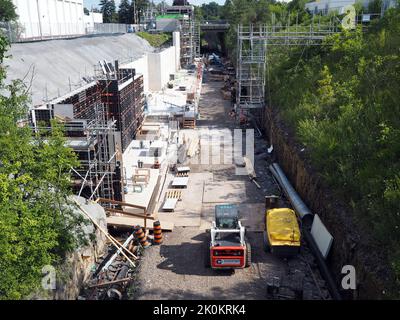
top-left (122, 55), bottom-right (149, 93)
top-left (148, 46), bottom-right (177, 91)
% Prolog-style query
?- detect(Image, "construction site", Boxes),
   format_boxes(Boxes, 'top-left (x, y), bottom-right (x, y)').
top-left (4, 0), bottom-right (390, 302)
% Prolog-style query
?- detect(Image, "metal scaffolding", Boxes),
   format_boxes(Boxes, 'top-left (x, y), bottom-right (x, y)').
top-left (193, 20), bottom-right (201, 59)
top-left (65, 103), bottom-right (119, 201)
top-left (180, 18), bottom-right (194, 67)
top-left (236, 22), bottom-right (339, 120)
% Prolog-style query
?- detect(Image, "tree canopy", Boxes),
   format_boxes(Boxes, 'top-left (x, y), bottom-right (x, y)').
top-left (100, 0), bottom-right (117, 23)
top-left (118, 0), bottom-right (132, 24)
top-left (0, 0), bottom-right (17, 22)
top-left (0, 8), bottom-right (89, 299)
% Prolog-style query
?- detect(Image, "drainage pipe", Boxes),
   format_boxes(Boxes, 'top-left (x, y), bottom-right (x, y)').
top-left (269, 163), bottom-right (313, 225)
top-left (268, 162), bottom-right (342, 300)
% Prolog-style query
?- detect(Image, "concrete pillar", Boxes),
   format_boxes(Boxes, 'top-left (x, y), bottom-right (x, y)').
top-left (173, 31), bottom-right (181, 71)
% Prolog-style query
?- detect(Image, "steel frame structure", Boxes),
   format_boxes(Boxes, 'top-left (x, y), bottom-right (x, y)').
top-left (193, 20), bottom-right (201, 59)
top-left (73, 103), bottom-right (118, 201)
top-left (236, 22), bottom-right (339, 119)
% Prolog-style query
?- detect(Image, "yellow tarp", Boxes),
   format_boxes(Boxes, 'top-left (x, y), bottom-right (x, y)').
top-left (266, 208), bottom-right (301, 246)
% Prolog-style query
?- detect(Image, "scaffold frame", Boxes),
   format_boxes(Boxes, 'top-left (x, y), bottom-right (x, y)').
top-left (236, 21), bottom-right (339, 120)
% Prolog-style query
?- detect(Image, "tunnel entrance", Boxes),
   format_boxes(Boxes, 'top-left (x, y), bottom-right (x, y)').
top-left (201, 30), bottom-right (227, 57)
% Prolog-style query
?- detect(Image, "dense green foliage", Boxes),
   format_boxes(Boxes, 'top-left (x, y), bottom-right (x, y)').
top-left (136, 31), bottom-right (172, 47)
top-left (195, 1), bottom-right (224, 21)
top-left (0, 0), bottom-right (17, 21)
top-left (118, 0), bottom-right (132, 24)
top-left (0, 14), bottom-right (89, 299)
top-left (100, 0), bottom-right (117, 23)
top-left (99, 0), bottom-right (150, 24)
top-left (268, 10), bottom-right (400, 273)
top-left (218, 0), bottom-right (400, 290)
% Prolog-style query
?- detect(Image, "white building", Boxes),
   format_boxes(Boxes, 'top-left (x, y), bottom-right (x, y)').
top-left (83, 11), bottom-right (103, 33)
top-left (305, 0), bottom-right (358, 15)
top-left (305, 0), bottom-right (397, 15)
top-left (12, 0), bottom-right (85, 40)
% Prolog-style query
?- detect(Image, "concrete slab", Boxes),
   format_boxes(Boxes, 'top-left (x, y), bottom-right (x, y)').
top-left (203, 180), bottom-right (247, 203)
top-left (162, 198), bottom-right (178, 211)
top-left (124, 169), bottom-right (159, 211)
top-left (155, 172), bottom-right (213, 227)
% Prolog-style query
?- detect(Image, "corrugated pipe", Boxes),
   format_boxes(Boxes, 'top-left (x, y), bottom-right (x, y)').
top-left (268, 162), bottom-right (342, 300)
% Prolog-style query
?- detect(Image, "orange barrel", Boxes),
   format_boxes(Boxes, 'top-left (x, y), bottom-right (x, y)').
top-left (135, 225), bottom-right (151, 248)
top-left (153, 221), bottom-right (163, 245)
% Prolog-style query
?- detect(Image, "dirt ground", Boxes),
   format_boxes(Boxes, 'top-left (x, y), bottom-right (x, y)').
top-left (131, 76), bottom-right (329, 300)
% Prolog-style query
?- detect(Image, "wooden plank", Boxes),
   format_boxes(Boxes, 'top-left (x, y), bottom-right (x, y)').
top-left (107, 216), bottom-right (174, 231)
top-left (106, 208), bottom-right (154, 220)
top-left (171, 177), bottom-right (189, 188)
top-left (88, 277), bottom-right (133, 289)
top-left (162, 198), bottom-right (178, 211)
top-left (97, 198), bottom-right (146, 210)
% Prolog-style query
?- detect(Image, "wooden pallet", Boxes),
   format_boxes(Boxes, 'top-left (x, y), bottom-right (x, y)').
top-left (165, 190), bottom-right (182, 201)
top-left (176, 172), bottom-right (189, 177)
top-left (183, 119), bottom-right (196, 129)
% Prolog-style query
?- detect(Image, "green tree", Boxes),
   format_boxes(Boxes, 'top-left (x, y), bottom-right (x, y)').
top-left (119, 0), bottom-right (132, 24)
top-left (131, 0), bottom-right (150, 24)
top-left (0, 7), bottom-right (89, 299)
top-left (0, 0), bottom-right (17, 21)
top-left (100, 0), bottom-right (117, 23)
top-left (201, 2), bottom-right (222, 20)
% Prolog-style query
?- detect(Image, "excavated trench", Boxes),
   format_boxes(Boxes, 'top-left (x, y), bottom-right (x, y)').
top-left (263, 107), bottom-right (397, 299)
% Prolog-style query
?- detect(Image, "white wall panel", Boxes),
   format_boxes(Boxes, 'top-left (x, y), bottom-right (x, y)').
top-left (12, 0), bottom-right (85, 39)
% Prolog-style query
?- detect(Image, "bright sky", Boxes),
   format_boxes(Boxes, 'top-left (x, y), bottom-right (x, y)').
top-left (83, 0), bottom-right (227, 9)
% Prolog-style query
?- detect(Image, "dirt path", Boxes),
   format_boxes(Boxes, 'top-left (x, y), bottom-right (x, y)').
top-left (132, 78), bottom-right (287, 300)
top-left (132, 77), bottom-right (330, 300)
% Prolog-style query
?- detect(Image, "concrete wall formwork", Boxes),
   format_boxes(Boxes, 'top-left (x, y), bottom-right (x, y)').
top-left (122, 55), bottom-right (149, 93)
top-left (12, 0), bottom-right (85, 40)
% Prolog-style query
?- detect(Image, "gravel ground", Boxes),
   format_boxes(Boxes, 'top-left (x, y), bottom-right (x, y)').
top-left (131, 75), bottom-right (331, 300)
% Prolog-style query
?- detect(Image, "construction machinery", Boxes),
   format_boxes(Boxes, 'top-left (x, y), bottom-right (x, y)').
top-left (263, 196), bottom-right (301, 258)
top-left (205, 204), bottom-right (251, 269)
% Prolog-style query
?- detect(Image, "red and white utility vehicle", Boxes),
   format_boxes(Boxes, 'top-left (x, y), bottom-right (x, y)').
top-left (205, 204), bottom-right (251, 269)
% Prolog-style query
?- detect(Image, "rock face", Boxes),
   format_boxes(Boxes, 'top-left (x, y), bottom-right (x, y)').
top-left (33, 196), bottom-right (108, 300)
top-left (265, 107), bottom-right (396, 299)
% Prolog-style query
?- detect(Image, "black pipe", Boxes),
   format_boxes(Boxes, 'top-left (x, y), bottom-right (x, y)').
top-left (269, 163), bottom-right (342, 300)
top-left (303, 229), bottom-right (342, 300)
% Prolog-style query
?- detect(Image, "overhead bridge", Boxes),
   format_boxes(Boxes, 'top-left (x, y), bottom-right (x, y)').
top-left (200, 21), bottom-right (230, 31)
